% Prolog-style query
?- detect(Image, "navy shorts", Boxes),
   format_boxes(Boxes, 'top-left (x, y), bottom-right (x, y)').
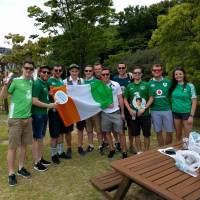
top-left (130, 115), bottom-right (151, 137)
top-left (172, 112), bottom-right (190, 120)
top-left (48, 109), bottom-right (73, 138)
top-left (32, 114), bottom-right (48, 139)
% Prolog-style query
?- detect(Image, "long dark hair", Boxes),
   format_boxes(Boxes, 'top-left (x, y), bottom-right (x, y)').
top-left (169, 67), bottom-right (188, 95)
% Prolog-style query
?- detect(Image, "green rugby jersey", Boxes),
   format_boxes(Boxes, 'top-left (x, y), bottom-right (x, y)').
top-left (171, 83), bottom-right (197, 113)
top-left (149, 78), bottom-right (172, 111)
top-left (124, 81), bottom-right (149, 116)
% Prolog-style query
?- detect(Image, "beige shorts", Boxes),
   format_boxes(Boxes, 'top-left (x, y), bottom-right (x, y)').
top-left (8, 118), bottom-right (33, 149)
top-left (85, 113), bottom-right (101, 133)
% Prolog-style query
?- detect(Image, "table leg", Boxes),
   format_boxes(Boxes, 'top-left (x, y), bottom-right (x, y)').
top-left (113, 176), bottom-right (132, 200)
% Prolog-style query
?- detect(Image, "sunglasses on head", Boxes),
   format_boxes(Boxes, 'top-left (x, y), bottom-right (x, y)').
top-left (54, 69), bottom-right (62, 73)
top-left (24, 67), bottom-right (34, 71)
top-left (102, 73), bottom-right (110, 76)
top-left (118, 67), bottom-right (126, 70)
top-left (84, 70), bottom-right (92, 72)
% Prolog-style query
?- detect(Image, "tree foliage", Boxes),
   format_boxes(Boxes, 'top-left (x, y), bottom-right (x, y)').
top-left (27, 0), bottom-right (114, 67)
top-left (149, 0), bottom-right (200, 93)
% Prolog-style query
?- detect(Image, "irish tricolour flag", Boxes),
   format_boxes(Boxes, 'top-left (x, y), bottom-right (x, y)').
top-left (51, 80), bottom-right (113, 126)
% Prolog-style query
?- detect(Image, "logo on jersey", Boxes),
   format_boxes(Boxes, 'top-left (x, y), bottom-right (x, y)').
top-left (140, 86), bottom-right (145, 90)
top-left (150, 84), bottom-right (155, 87)
top-left (163, 82), bottom-right (168, 87)
top-left (156, 89), bottom-right (163, 96)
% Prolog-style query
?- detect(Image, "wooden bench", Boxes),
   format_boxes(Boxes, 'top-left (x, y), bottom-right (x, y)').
top-left (90, 170), bottom-right (123, 199)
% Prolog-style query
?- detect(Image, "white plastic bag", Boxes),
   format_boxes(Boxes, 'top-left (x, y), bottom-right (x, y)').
top-left (188, 132), bottom-right (200, 154)
top-left (175, 150), bottom-right (200, 177)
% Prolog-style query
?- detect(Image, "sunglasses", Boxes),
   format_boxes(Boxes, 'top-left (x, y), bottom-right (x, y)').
top-left (84, 70), bottom-right (92, 72)
top-left (41, 71), bottom-right (50, 75)
top-left (118, 67), bottom-right (126, 70)
top-left (152, 69), bottom-right (162, 72)
top-left (24, 67), bottom-right (34, 71)
top-left (54, 69), bottom-right (62, 73)
top-left (133, 72), bottom-right (142, 74)
top-left (102, 73), bottom-right (110, 76)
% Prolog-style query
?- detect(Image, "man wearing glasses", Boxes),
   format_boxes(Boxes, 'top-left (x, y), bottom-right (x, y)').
top-left (84, 65), bottom-right (103, 154)
top-left (112, 63), bottom-right (135, 154)
top-left (124, 67), bottom-right (153, 153)
top-left (48, 65), bottom-right (70, 164)
top-left (32, 66), bottom-right (56, 172)
top-left (1, 60), bottom-right (34, 186)
top-left (149, 64), bottom-right (173, 146)
top-left (101, 68), bottom-right (127, 159)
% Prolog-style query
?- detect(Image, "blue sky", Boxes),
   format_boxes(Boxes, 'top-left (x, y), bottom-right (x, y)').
top-left (0, 0), bottom-right (161, 47)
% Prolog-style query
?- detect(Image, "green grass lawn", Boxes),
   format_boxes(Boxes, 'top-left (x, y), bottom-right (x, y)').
top-left (0, 113), bottom-right (199, 200)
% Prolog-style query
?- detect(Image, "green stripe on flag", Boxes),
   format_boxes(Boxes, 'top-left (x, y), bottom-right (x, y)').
top-left (90, 80), bottom-right (113, 109)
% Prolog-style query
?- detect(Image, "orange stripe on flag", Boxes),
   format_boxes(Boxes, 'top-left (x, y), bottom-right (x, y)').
top-left (50, 85), bottom-right (80, 126)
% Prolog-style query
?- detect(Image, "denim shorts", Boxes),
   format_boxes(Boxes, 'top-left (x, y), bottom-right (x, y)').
top-left (172, 112), bottom-right (190, 120)
top-left (151, 111), bottom-right (174, 133)
top-left (32, 115), bottom-right (48, 139)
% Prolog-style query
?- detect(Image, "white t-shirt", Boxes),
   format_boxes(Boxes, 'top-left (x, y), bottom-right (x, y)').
top-left (103, 80), bottom-right (122, 114)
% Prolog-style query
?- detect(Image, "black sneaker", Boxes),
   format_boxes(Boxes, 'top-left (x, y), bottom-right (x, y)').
top-left (40, 158), bottom-right (51, 166)
top-left (34, 162), bottom-right (48, 172)
top-left (99, 146), bottom-right (104, 155)
top-left (51, 154), bottom-right (60, 165)
top-left (78, 147), bottom-right (86, 156)
top-left (8, 174), bottom-right (17, 186)
top-left (122, 152), bottom-right (128, 159)
top-left (102, 142), bottom-right (109, 149)
top-left (17, 167), bottom-right (31, 178)
top-left (115, 142), bottom-right (121, 152)
top-left (58, 152), bottom-right (68, 159)
top-left (86, 145), bottom-right (94, 152)
top-left (108, 150), bottom-right (115, 159)
top-left (66, 148), bottom-right (72, 159)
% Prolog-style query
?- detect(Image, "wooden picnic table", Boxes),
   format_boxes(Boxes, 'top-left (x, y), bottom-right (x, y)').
top-left (111, 142), bottom-right (200, 200)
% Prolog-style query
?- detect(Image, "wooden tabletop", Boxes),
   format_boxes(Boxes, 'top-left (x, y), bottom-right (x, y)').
top-left (111, 143), bottom-right (200, 200)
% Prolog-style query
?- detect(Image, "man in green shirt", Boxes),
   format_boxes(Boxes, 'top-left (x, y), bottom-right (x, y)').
top-left (124, 66), bottom-right (153, 153)
top-left (149, 64), bottom-right (174, 146)
top-left (32, 66), bottom-right (56, 171)
top-left (1, 60), bottom-right (34, 186)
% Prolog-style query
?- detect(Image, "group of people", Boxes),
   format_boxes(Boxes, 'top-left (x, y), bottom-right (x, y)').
top-left (0, 61), bottom-right (197, 187)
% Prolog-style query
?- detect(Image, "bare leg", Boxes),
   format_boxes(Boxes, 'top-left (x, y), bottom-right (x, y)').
top-left (7, 148), bottom-right (17, 175)
top-left (128, 126), bottom-right (134, 149)
top-left (119, 133), bottom-right (127, 152)
top-left (135, 136), bottom-right (142, 152)
top-left (65, 133), bottom-right (72, 148)
top-left (87, 131), bottom-right (93, 146)
top-left (165, 133), bottom-right (173, 145)
top-left (174, 118), bottom-right (182, 141)
top-left (106, 132), bottom-right (115, 151)
top-left (157, 132), bottom-right (164, 147)
top-left (78, 129), bottom-right (83, 147)
top-left (18, 145), bottom-right (26, 170)
top-left (97, 131), bottom-right (103, 146)
top-left (183, 119), bottom-right (193, 138)
top-left (144, 136), bottom-right (150, 151)
top-left (32, 139), bottom-right (39, 163)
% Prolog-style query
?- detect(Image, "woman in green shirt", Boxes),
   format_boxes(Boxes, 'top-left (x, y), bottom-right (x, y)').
top-left (169, 67), bottom-right (197, 141)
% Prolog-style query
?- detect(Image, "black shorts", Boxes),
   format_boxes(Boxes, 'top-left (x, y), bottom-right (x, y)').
top-left (172, 112), bottom-right (190, 120)
top-left (123, 107), bottom-right (131, 130)
top-left (130, 115), bottom-right (151, 137)
top-left (68, 120), bottom-right (85, 132)
top-left (48, 109), bottom-right (73, 138)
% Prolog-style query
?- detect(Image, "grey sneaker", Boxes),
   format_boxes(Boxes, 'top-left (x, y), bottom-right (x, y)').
top-left (8, 174), bottom-right (17, 186)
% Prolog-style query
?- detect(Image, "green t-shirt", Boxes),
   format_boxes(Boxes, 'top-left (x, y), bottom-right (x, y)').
top-left (32, 78), bottom-right (50, 115)
top-left (171, 83), bottom-right (197, 113)
top-left (124, 81), bottom-right (150, 116)
top-left (47, 77), bottom-right (63, 102)
top-left (8, 77), bottom-right (32, 118)
top-left (149, 78), bottom-right (172, 111)
top-left (84, 77), bottom-right (97, 84)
